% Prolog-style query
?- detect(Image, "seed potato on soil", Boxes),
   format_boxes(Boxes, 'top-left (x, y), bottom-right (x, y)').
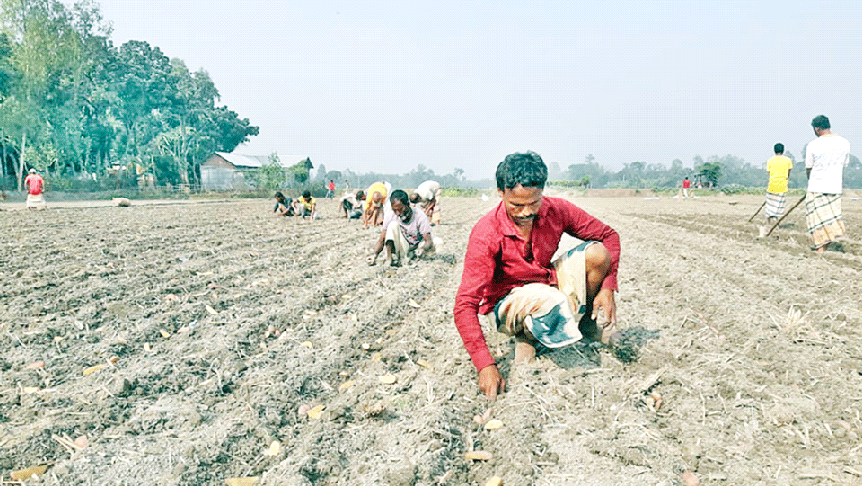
top-left (0, 192), bottom-right (860, 485)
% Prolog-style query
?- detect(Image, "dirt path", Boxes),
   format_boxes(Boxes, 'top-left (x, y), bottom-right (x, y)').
top-left (1, 194), bottom-right (860, 485)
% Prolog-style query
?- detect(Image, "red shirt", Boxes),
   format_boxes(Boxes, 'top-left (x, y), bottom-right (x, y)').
top-left (682, 179), bottom-right (691, 189)
top-left (453, 196), bottom-right (620, 371)
top-left (24, 174), bottom-right (43, 195)
top-left (328, 181), bottom-right (336, 191)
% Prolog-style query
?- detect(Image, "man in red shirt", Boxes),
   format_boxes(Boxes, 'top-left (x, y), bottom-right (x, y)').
top-left (24, 168), bottom-right (46, 210)
top-left (453, 151), bottom-right (620, 400)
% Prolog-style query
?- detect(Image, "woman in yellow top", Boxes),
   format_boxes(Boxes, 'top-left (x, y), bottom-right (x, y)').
top-left (363, 181), bottom-right (388, 228)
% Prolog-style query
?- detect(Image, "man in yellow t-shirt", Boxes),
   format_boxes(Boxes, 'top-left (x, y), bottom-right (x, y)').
top-left (763, 143), bottom-right (793, 228)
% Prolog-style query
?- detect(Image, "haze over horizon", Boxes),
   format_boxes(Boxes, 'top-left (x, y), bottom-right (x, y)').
top-left (94, 0), bottom-right (861, 180)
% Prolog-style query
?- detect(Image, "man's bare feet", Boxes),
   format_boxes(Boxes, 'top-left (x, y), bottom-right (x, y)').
top-left (514, 341), bottom-right (536, 364)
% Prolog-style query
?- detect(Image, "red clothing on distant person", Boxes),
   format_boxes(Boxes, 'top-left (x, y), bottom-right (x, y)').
top-left (328, 181), bottom-right (336, 191)
top-left (24, 174), bottom-right (44, 195)
top-left (682, 179), bottom-right (691, 189)
top-left (453, 196), bottom-right (620, 372)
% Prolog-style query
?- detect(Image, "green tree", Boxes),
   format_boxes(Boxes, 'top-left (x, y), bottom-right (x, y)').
top-left (105, 40), bottom-right (173, 168)
top-left (696, 161), bottom-right (722, 187)
top-left (0, 0), bottom-right (72, 187)
top-left (252, 153), bottom-right (286, 190)
top-left (451, 167), bottom-right (465, 182)
top-left (287, 157), bottom-right (312, 183)
top-left (845, 154), bottom-right (861, 189)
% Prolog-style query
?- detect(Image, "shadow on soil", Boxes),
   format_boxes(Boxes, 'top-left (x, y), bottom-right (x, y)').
top-left (535, 325), bottom-right (661, 368)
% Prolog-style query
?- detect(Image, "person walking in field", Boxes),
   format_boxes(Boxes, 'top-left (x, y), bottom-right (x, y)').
top-left (805, 115), bottom-right (849, 252)
top-left (368, 189), bottom-right (436, 267)
top-left (453, 151), bottom-right (621, 401)
top-left (681, 177), bottom-right (692, 198)
top-left (760, 143), bottom-right (794, 236)
top-left (24, 168), bottom-right (47, 210)
top-left (326, 179), bottom-right (336, 198)
top-left (410, 179), bottom-right (442, 225)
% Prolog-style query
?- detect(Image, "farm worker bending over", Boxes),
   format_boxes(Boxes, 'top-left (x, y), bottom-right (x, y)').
top-left (339, 189), bottom-right (365, 219)
top-left (761, 143), bottom-right (793, 234)
top-left (368, 189), bottom-right (436, 267)
top-left (410, 180), bottom-right (442, 225)
top-left (24, 168), bottom-right (47, 210)
top-left (296, 190), bottom-right (317, 219)
top-left (453, 151), bottom-right (621, 401)
top-left (363, 181), bottom-right (390, 228)
top-left (274, 191), bottom-right (294, 216)
top-left (805, 114), bottom-right (849, 252)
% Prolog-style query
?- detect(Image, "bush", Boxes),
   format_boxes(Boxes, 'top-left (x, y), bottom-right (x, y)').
top-left (441, 187), bottom-right (482, 197)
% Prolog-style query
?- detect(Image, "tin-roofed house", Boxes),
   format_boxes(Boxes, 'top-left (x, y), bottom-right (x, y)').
top-left (200, 152), bottom-right (310, 190)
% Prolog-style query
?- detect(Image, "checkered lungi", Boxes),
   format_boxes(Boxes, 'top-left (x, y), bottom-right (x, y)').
top-left (763, 191), bottom-right (787, 218)
top-left (805, 192), bottom-right (845, 249)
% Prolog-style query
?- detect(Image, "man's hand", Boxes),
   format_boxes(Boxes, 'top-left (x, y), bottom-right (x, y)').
top-left (591, 287), bottom-right (617, 325)
top-left (478, 364), bottom-right (506, 401)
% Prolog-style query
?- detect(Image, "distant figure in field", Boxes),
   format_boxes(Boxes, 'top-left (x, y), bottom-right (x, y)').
top-left (326, 179), bottom-right (336, 198)
top-left (369, 189), bottom-right (436, 267)
top-left (410, 180), bottom-right (442, 225)
top-left (297, 190), bottom-right (317, 220)
top-left (805, 115), bottom-right (849, 252)
top-left (273, 191), bottom-right (294, 216)
top-left (761, 143), bottom-right (793, 234)
top-left (453, 151), bottom-right (621, 401)
top-left (24, 169), bottom-right (46, 210)
top-left (681, 177), bottom-right (691, 198)
top-left (339, 189), bottom-right (365, 219)
top-left (363, 181), bottom-right (389, 229)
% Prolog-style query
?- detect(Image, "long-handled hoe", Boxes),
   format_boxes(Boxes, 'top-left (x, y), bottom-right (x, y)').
top-left (765, 195), bottom-right (806, 237)
top-left (747, 200), bottom-right (766, 222)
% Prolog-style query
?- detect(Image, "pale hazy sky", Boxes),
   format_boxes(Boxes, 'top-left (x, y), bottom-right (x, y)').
top-left (94, 0), bottom-right (861, 180)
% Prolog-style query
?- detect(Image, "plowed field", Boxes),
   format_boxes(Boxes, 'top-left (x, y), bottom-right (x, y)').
top-left (1, 192), bottom-right (860, 485)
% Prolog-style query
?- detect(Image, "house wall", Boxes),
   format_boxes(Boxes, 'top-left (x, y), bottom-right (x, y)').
top-left (200, 154), bottom-right (263, 191)
top-left (201, 166), bottom-right (236, 190)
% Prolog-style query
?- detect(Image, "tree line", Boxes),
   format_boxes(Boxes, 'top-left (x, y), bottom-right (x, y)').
top-left (300, 151), bottom-right (861, 195)
top-left (558, 152), bottom-right (861, 191)
top-left (0, 0), bottom-right (258, 191)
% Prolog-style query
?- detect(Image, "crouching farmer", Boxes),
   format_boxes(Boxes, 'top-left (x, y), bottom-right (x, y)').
top-left (453, 151), bottom-right (621, 401)
top-left (369, 189), bottom-right (436, 267)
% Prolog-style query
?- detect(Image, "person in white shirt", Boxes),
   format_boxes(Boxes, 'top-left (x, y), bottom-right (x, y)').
top-left (410, 180), bottom-right (442, 225)
top-left (369, 189), bottom-right (435, 267)
top-left (804, 115), bottom-right (850, 252)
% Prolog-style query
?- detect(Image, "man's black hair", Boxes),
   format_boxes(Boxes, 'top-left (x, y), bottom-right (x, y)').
top-left (275, 191), bottom-right (286, 202)
top-left (302, 190), bottom-right (311, 199)
top-left (811, 115), bottom-right (830, 130)
top-left (390, 189), bottom-right (410, 207)
top-left (774, 143), bottom-right (784, 154)
top-left (496, 151), bottom-right (548, 191)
